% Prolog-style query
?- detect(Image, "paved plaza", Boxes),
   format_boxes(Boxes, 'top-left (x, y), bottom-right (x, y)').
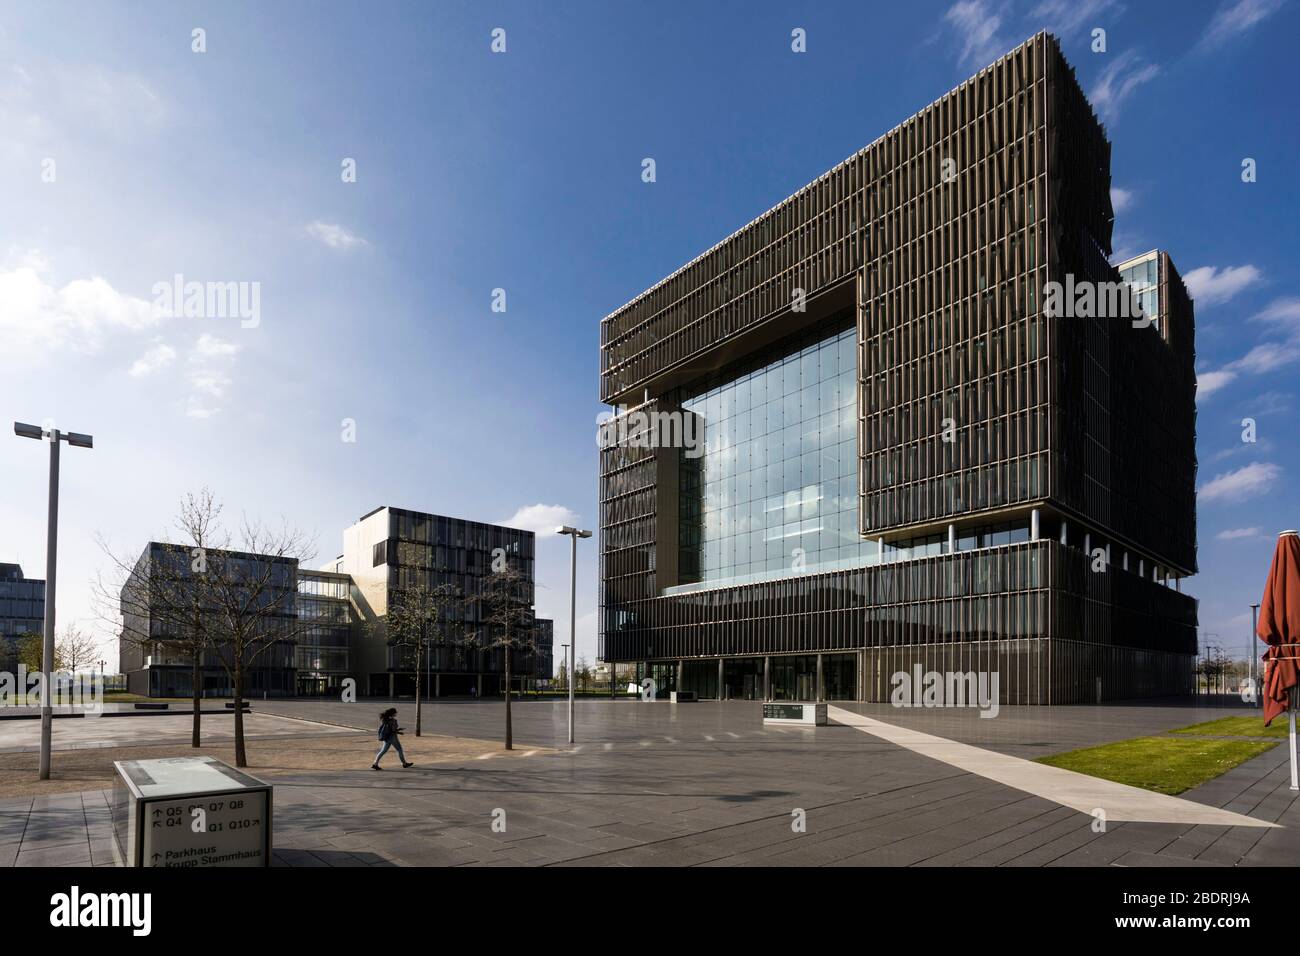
top-left (2, 697), bottom-right (1297, 867)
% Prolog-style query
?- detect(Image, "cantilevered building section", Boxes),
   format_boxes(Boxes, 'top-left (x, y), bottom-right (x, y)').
top-left (597, 33), bottom-right (1197, 704)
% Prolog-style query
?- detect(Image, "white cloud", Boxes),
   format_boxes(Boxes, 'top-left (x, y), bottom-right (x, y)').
top-left (1110, 186), bottom-right (1135, 214)
top-left (1199, 462), bottom-right (1281, 503)
top-left (943, 1), bottom-right (1010, 69)
top-left (192, 333), bottom-right (240, 359)
top-left (1232, 340), bottom-right (1300, 375)
top-left (1196, 369), bottom-right (1237, 400)
top-left (1182, 263), bottom-right (1263, 306)
top-left (0, 259), bottom-right (161, 359)
top-left (1030, 0), bottom-right (1121, 38)
top-left (1251, 296), bottom-right (1300, 332)
top-left (1089, 49), bottom-right (1159, 121)
top-left (128, 342), bottom-right (176, 377)
top-left (1216, 527), bottom-right (1262, 540)
top-left (305, 220), bottom-right (366, 251)
top-left (499, 504), bottom-right (581, 537)
top-left (184, 334), bottom-right (240, 418)
top-left (1198, 0), bottom-right (1285, 51)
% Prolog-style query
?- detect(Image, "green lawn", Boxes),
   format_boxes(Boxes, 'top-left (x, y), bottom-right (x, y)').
top-left (1036, 736), bottom-right (1278, 795)
top-left (1168, 715), bottom-right (1290, 738)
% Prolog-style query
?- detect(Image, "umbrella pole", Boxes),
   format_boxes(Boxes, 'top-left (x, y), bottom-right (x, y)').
top-left (1291, 711), bottom-right (1298, 791)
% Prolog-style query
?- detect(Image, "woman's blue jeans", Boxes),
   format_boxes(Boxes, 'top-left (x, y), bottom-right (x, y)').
top-left (375, 737), bottom-right (406, 765)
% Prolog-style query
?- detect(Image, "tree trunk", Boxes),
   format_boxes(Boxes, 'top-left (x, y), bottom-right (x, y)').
top-left (504, 647), bottom-right (512, 750)
top-left (233, 652), bottom-right (247, 768)
top-left (191, 651), bottom-right (202, 748)
top-left (414, 641), bottom-right (423, 737)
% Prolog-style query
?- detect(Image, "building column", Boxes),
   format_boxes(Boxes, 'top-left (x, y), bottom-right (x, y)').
top-left (1123, 551), bottom-right (1129, 571)
top-left (1059, 521), bottom-right (1068, 546)
top-left (1139, 558), bottom-right (1145, 577)
top-left (388, 672), bottom-right (394, 698)
top-left (1084, 533), bottom-right (1091, 558)
top-left (476, 673), bottom-right (482, 698)
top-left (1030, 508), bottom-right (1040, 541)
top-left (947, 524), bottom-right (957, 553)
top-left (764, 656), bottom-right (771, 701)
top-left (434, 673), bottom-right (441, 698)
top-left (717, 658), bottom-right (724, 700)
top-left (877, 537), bottom-right (885, 563)
top-left (816, 653), bottom-right (824, 701)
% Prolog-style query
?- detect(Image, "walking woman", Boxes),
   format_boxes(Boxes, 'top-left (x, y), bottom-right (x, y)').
top-left (372, 707), bottom-right (414, 769)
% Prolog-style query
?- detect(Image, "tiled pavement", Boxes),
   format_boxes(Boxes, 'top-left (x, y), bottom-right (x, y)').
top-left (4, 698), bottom-right (1298, 867)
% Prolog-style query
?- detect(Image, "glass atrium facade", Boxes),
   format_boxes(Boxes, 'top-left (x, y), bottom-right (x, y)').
top-left (677, 318), bottom-right (862, 586)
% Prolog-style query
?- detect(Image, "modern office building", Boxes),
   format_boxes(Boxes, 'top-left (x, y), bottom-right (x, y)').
top-left (335, 506), bottom-right (551, 697)
top-left (120, 508), bottom-right (555, 698)
top-left (0, 563), bottom-right (45, 673)
top-left (118, 543), bottom-right (299, 698)
top-left (597, 33), bottom-right (1198, 704)
top-left (295, 568), bottom-right (353, 696)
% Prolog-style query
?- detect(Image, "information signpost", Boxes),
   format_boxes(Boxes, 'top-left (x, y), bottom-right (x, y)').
top-left (112, 756), bottom-right (273, 867)
top-left (762, 702), bottom-right (827, 726)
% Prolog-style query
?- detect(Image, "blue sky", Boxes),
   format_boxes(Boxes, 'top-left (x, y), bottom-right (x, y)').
top-left (1, 0), bottom-right (1296, 671)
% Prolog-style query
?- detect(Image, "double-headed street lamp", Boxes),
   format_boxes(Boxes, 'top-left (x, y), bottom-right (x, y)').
top-left (556, 525), bottom-right (591, 745)
top-left (15, 422), bottom-right (93, 780)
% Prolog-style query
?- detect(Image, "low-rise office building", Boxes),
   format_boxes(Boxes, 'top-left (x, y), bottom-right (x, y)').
top-left (0, 563), bottom-right (45, 673)
top-left (119, 507), bottom-right (554, 698)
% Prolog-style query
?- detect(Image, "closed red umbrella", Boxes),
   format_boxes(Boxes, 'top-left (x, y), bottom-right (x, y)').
top-left (1259, 530), bottom-right (1300, 728)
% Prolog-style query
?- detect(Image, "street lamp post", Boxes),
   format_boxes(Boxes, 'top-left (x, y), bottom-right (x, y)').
top-left (556, 526), bottom-right (591, 746)
top-left (14, 422), bottom-right (93, 781)
top-left (1250, 603), bottom-right (1261, 707)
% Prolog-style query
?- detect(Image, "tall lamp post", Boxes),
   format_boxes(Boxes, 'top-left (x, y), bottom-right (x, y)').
top-left (1250, 603), bottom-right (1262, 707)
top-left (14, 422), bottom-right (93, 780)
top-left (556, 526), bottom-right (591, 745)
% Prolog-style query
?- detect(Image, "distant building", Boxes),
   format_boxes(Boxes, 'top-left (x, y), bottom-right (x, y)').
top-left (119, 508), bottom-right (554, 698)
top-left (334, 506), bottom-right (551, 697)
top-left (118, 543), bottom-right (298, 698)
top-left (0, 563), bottom-right (45, 673)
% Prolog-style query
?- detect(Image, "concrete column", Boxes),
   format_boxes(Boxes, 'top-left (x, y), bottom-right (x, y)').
top-left (1084, 533), bottom-right (1091, 557)
top-left (1106, 543), bottom-right (1112, 568)
top-left (476, 673), bottom-right (482, 698)
top-left (717, 658), bottom-right (724, 700)
top-left (388, 672), bottom-right (394, 698)
top-left (435, 673), bottom-right (441, 698)
top-left (877, 537), bottom-right (885, 563)
top-left (1176, 576), bottom-right (1181, 593)
top-left (947, 523), bottom-right (957, 553)
top-left (1059, 521), bottom-right (1068, 546)
top-left (816, 653), bottom-right (824, 701)
top-left (676, 659), bottom-right (683, 693)
top-left (1030, 508), bottom-right (1040, 541)
top-left (1139, 559), bottom-right (1145, 577)
top-left (1123, 551), bottom-right (1129, 571)
top-left (764, 656), bottom-right (771, 701)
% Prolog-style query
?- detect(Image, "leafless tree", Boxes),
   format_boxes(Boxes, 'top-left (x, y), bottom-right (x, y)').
top-left (56, 625), bottom-right (101, 674)
top-left (97, 489), bottom-right (316, 766)
top-left (202, 516), bottom-right (316, 767)
top-left (96, 490), bottom-right (226, 748)
top-left (470, 564), bottom-right (536, 751)
top-left (384, 582), bottom-right (464, 737)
